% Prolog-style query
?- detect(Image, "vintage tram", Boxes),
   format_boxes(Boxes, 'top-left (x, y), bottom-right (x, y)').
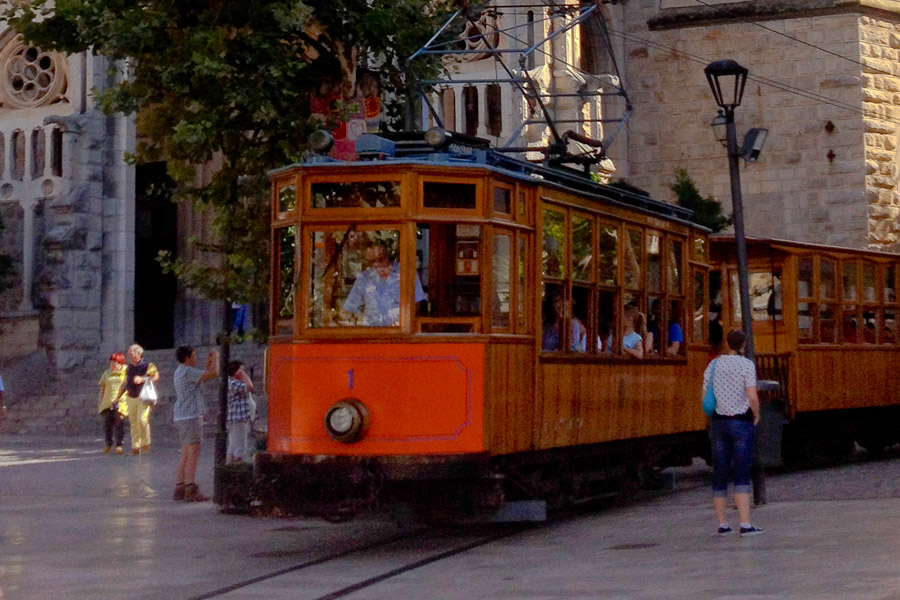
top-left (708, 237), bottom-right (900, 464)
top-left (257, 131), bottom-right (900, 519)
top-left (257, 130), bottom-right (716, 518)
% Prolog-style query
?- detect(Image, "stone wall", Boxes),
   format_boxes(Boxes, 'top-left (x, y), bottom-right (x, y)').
top-left (860, 15), bottom-right (900, 251)
top-left (616, 1), bottom-right (876, 248)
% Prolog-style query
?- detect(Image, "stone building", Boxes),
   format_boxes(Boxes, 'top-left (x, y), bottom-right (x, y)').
top-left (612, 0), bottom-right (900, 251)
top-left (0, 31), bottom-right (136, 368)
top-left (417, 0), bottom-right (900, 252)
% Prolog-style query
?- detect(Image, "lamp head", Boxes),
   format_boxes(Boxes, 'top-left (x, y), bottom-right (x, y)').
top-left (704, 59), bottom-right (749, 110)
top-left (740, 127), bottom-right (768, 162)
top-left (710, 110), bottom-right (728, 146)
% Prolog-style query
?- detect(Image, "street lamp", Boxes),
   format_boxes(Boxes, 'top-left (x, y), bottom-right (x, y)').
top-left (704, 59), bottom-right (755, 363)
top-left (705, 59), bottom-right (770, 506)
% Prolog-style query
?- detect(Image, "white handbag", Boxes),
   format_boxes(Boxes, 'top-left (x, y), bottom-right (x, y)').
top-left (139, 378), bottom-right (158, 405)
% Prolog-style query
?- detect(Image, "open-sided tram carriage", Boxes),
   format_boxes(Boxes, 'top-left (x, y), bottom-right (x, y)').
top-left (257, 131), bottom-right (715, 518)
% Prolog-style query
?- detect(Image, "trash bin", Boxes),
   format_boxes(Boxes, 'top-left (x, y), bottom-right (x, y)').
top-left (756, 379), bottom-right (782, 467)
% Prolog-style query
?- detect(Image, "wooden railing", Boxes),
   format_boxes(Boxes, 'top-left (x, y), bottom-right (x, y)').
top-left (755, 352), bottom-right (790, 413)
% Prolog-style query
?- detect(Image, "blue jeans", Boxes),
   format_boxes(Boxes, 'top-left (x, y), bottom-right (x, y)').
top-left (710, 418), bottom-right (756, 497)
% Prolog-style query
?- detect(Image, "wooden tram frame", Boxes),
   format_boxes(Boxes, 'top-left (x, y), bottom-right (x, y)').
top-left (261, 142), bottom-right (716, 517)
top-left (710, 237), bottom-right (900, 459)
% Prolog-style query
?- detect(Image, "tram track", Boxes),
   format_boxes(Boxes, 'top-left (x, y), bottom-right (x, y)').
top-left (186, 524), bottom-right (531, 600)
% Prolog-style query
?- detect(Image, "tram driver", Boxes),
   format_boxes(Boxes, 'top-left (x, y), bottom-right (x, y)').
top-left (343, 243), bottom-right (427, 326)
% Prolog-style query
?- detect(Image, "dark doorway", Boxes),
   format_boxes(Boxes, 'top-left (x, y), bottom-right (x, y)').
top-left (134, 162), bottom-right (177, 349)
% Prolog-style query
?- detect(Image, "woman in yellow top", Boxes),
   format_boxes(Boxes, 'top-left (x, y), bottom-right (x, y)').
top-left (98, 353), bottom-right (128, 454)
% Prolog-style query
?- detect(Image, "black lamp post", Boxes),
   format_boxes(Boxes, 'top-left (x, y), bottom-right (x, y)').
top-left (705, 59), bottom-right (770, 505)
top-left (704, 59), bottom-right (754, 364)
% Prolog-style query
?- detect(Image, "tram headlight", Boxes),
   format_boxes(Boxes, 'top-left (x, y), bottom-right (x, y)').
top-left (324, 398), bottom-right (370, 443)
top-left (424, 126), bottom-right (450, 148)
top-left (309, 129), bottom-right (335, 154)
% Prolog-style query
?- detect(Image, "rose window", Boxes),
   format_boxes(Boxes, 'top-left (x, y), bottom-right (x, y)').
top-left (0, 40), bottom-right (67, 109)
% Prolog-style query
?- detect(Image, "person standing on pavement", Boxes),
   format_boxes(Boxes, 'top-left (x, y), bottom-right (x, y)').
top-left (701, 329), bottom-right (764, 537)
top-left (97, 353), bottom-right (128, 455)
top-left (172, 345), bottom-right (219, 502)
top-left (115, 344), bottom-right (160, 455)
top-left (226, 360), bottom-right (255, 464)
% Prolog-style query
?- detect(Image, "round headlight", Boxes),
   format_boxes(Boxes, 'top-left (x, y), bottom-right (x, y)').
top-left (424, 126), bottom-right (449, 148)
top-left (309, 129), bottom-right (335, 153)
top-left (324, 398), bottom-right (369, 443)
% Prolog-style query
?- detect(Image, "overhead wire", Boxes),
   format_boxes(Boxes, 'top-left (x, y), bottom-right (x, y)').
top-left (690, 0), bottom-right (896, 79)
top-left (604, 25), bottom-right (900, 126)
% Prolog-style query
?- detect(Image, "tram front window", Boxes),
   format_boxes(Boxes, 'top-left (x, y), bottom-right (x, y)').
top-left (416, 223), bottom-right (483, 332)
top-left (309, 229), bottom-right (424, 328)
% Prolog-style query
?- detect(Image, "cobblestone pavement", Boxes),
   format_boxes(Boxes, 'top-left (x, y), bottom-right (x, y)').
top-left (2, 436), bottom-right (899, 600)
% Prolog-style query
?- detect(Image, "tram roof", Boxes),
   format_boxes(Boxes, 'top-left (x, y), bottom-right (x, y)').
top-left (270, 135), bottom-right (705, 231)
top-left (712, 235), bottom-right (900, 259)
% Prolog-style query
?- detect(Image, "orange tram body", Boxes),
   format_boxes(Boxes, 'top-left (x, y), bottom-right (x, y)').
top-left (258, 134), bottom-right (900, 519)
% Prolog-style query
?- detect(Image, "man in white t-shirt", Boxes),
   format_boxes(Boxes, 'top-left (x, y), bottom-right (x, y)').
top-left (172, 346), bottom-right (219, 502)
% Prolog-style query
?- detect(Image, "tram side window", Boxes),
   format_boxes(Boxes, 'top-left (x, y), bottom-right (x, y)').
top-left (277, 184), bottom-right (296, 213)
top-left (693, 270), bottom-right (705, 343)
top-left (598, 290), bottom-right (616, 354)
top-left (308, 229), bottom-right (414, 328)
top-left (709, 270), bottom-right (724, 352)
top-left (861, 262), bottom-right (877, 343)
top-left (416, 223), bottom-right (482, 332)
top-left (797, 257), bottom-right (814, 341)
top-left (517, 236), bottom-right (528, 330)
top-left (273, 225), bottom-right (296, 336)
top-left (311, 181), bottom-right (401, 209)
top-left (885, 265), bottom-right (897, 344)
top-left (542, 284), bottom-right (583, 352)
top-left (543, 209), bottom-right (565, 279)
top-left (424, 182), bottom-right (476, 209)
top-left (820, 259), bottom-right (838, 343)
top-left (493, 233), bottom-right (511, 329)
top-left (731, 271), bottom-right (782, 323)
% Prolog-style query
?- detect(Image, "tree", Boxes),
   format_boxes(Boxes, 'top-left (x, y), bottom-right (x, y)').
top-left (670, 168), bottom-right (732, 233)
top-left (5, 0), bottom-right (456, 493)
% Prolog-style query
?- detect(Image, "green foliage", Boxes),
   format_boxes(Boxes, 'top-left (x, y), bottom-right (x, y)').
top-left (670, 168), bottom-right (732, 233)
top-left (0, 212), bottom-right (14, 295)
top-left (5, 0), bottom-right (455, 314)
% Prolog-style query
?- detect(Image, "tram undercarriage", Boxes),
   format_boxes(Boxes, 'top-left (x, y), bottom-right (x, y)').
top-left (251, 432), bottom-right (707, 521)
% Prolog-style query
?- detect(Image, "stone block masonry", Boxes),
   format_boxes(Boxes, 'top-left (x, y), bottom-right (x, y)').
top-left (616, 1), bottom-right (897, 251)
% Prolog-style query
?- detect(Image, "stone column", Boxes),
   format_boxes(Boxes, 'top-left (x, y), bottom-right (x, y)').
top-left (16, 195), bottom-right (36, 312)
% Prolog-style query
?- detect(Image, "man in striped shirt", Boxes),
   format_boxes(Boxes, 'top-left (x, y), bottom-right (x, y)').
top-left (172, 345), bottom-right (219, 502)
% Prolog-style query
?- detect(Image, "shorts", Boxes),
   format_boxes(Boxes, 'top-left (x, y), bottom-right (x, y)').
top-left (175, 417), bottom-right (203, 446)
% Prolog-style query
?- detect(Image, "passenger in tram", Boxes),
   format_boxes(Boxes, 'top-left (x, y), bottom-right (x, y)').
top-left (343, 243), bottom-right (426, 326)
top-left (542, 292), bottom-right (586, 352)
top-left (622, 305), bottom-right (645, 359)
top-left (666, 317), bottom-right (684, 356)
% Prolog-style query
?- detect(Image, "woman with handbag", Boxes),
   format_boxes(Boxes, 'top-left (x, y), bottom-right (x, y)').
top-left (701, 329), bottom-right (764, 537)
top-left (115, 343), bottom-right (160, 455)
